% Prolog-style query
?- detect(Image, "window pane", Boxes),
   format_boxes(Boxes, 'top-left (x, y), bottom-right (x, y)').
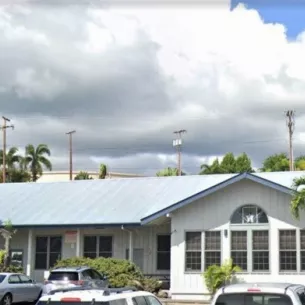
top-left (49, 252), bottom-right (61, 268)
top-left (133, 296), bottom-right (148, 305)
top-left (280, 251), bottom-right (297, 271)
top-left (205, 252), bottom-right (221, 269)
top-left (50, 236), bottom-right (62, 252)
top-left (231, 251), bottom-right (247, 270)
top-left (205, 231), bottom-right (221, 250)
top-left (49, 272), bottom-right (78, 281)
top-left (301, 230), bottom-right (305, 250)
top-left (84, 236), bottom-right (97, 253)
top-left (231, 231), bottom-right (247, 250)
top-left (185, 252), bottom-right (201, 271)
top-left (301, 251), bottom-right (305, 271)
top-left (157, 235), bottom-right (170, 251)
top-left (157, 252), bottom-right (170, 270)
top-left (36, 237), bottom-right (48, 252)
top-left (145, 296), bottom-right (162, 305)
top-left (186, 232), bottom-right (201, 251)
top-left (84, 252), bottom-right (97, 259)
top-left (253, 231), bottom-right (269, 250)
top-left (35, 253), bottom-right (47, 270)
top-left (98, 252), bottom-right (112, 258)
top-left (253, 252), bottom-right (269, 271)
top-left (99, 236), bottom-right (112, 252)
top-left (279, 230), bottom-right (296, 250)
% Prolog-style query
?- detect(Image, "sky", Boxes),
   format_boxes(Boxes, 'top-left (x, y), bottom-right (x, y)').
top-left (1, 0), bottom-right (305, 176)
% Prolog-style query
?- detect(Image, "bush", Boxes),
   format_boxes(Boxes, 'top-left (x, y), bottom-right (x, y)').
top-left (203, 259), bottom-right (241, 297)
top-left (53, 257), bottom-right (161, 293)
top-left (0, 250), bottom-right (23, 273)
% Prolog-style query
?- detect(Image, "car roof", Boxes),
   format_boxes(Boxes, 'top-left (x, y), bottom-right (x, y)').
top-left (221, 282), bottom-right (304, 294)
top-left (51, 267), bottom-right (90, 272)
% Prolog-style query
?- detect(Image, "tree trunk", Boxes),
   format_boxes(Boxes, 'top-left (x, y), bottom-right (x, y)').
top-left (4, 236), bottom-right (11, 269)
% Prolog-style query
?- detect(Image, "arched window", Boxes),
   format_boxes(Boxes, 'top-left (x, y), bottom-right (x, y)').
top-left (230, 204), bottom-right (268, 224)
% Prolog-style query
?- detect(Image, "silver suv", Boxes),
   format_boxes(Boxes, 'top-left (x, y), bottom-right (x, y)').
top-left (211, 283), bottom-right (305, 305)
top-left (43, 266), bottom-right (108, 295)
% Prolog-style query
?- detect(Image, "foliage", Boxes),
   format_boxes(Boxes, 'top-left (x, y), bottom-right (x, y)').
top-left (74, 171), bottom-right (93, 180)
top-left (156, 167), bottom-right (185, 176)
top-left (200, 153), bottom-right (253, 175)
top-left (99, 164), bottom-right (107, 179)
top-left (0, 168), bottom-right (31, 183)
top-left (0, 147), bottom-right (23, 169)
top-left (260, 153), bottom-right (289, 172)
top-left (0, 250), bottom-right (23, 273)
top-left (203, 259), bottom-right (241, 296)
top-left (24, 144), bottom-right (52, 182)
top-left (53, 257), bottom-right (161, 293)
top-left (290, 176), bottom-right (305, 220)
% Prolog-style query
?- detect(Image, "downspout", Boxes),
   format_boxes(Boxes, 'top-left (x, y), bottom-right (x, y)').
top-left (121, 225), bottom-right (133, 262)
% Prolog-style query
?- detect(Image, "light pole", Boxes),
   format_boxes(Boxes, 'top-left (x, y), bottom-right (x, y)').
top-left (173, 129), bottom-right (186, 176)
top-left (66, 130), bottom-right (76, 181)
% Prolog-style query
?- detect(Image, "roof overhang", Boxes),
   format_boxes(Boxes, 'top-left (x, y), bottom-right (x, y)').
top-left (0, 223), bottom-right (142, 229)
top-left (140, 172), bottom-right (293, 225)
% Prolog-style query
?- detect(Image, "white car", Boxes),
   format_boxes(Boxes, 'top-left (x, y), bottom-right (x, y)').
top-left (38, 287), bottom-right (163, 305)
top-left (211, 282), bottom-right (305, 305)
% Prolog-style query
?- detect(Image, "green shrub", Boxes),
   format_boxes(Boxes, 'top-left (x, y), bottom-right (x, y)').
top-left (0, 249), bottom-right (23, 273)
top-left (203, 259), bottom-right (241, 297)
top-left (53, 257), bottom-right (161, 293)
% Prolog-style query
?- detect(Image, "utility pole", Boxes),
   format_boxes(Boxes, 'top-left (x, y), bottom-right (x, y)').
top-left (173, 129), bottom-right (186, 176)
top-left (66, 130), bottom-right (76, 181)
top-left (1, 116), bottom-right (14, 183)
top-left (285, 110), bottom-right (295, 171)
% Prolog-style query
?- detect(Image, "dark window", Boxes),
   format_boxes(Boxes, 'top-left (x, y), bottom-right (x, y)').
top-left (99, 236), bottom-right (112, 257)
top-left (84, 236), bottom-right (97, 258)
top-left (297, 289), bottom-right (305, 305)
top-left (279, 230), bottom-right (297, 271)
top-left (252, 230), bottom-right (269, 271)
top-left (215, 293), bottom-right (293, 305)
top-left (19, 274), bottom-right (32, 283)
top-left (231, 205), bottom-right (268, 224)
top-left (35, 236), bottom-right (62, 270)
top-left (0, 275), bottom-right (6, 283)
top-left (185, 232), bottom-right (201, 271)
top-left (8, 274), bottom-right (20, 283)
top-left (300, 230), bottom-right (305, 271)
top-left (157, 235), bottom-right (170, 270)
top-left (48, 272), bottom-right (79, 281)
top-left (231, 231), bottom-right (247, 270)
top-left (145, 296), bottom-right (162, 305)
top-left (204, 231), bottom-right (221, 269)
top-left (132, 296), bottom-right (148, 305)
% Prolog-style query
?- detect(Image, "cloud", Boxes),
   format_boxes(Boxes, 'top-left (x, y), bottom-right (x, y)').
top-left (0, 2), bottom-right (305, 176)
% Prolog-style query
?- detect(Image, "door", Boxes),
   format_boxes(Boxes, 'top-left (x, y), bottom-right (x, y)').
top-left (7, 274), bottom-right (23, 303)
top-left (18, 274), bottom-right (39, 301)
top-left (125, 248), bottom-right (144, 271)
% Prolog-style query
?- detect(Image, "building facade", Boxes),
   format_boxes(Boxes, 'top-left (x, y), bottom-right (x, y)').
top-left (0, 172), bottom-right (305, 300)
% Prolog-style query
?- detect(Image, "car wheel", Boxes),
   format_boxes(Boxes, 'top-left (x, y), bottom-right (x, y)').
top-left (2, 294), bottom-right (12, 305)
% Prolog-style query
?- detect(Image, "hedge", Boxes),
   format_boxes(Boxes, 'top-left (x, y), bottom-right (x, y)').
top-left (53, 257), bottom-right (162, 293)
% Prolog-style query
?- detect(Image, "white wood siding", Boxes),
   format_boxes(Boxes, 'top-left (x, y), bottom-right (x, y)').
top-left (170, 179), bottom-right (305, 300)
top-left (2, 224), bottom-right (170, 282)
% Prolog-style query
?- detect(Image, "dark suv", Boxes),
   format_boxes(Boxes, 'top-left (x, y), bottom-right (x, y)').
top-left (42, 266), bottom-right (108, 295)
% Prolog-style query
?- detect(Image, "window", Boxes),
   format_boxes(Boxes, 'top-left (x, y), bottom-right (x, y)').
top-left (185, 232), bottom-right (201, 271)
top-left (48, 272), bottom-right (78, 281)
top-left (0, 275), bottom-right (6, 283)
top-left (145, 296), bottom-right (162, 305)
top-left (231, 231), bottom-right (247, 270)
top-left (204, 231), bottom-right (221, 269)
top-left (279, 230), bottom-right (297, 271)
top-left (132, 296), bottom-right (148, 305)
top-left (301, 230), bottom-right (305, 271)
top-left (252, 230), bottom-right (269, 271)
top-left (8, 274), bottom-right (21, 284)
top-left (19, 274), bottom-right (32, 283)
top-left (157, 235), bottom-right (170, 270)
top-left (231, 205), bottom-right (268, 224)
top-left (83, 236), bottom-right (113, 258)
top-left (10, 250), bottom-right (23, 268)
top-left (35, 236), bottom-right (62, 270)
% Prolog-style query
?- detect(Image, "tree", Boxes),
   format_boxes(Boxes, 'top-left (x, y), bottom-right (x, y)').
top-left (0, 147), bottom-right (23, 170)
top-left (260, 153), bottom-right (289, 172)
top-left (219, 152), bottom-right (236, 173)
top-left (235, 152), bottom-right (253, 173)
top-left (24, 144), bottom-right (52, 182)
top-left (74, 171), bottom-right (93, 180)
top-left (295, 155), bottom-right (305, 171)
top-left (290, 176), bottom-right (305, 219)
top-left (156, 167), bottom-right (185, 176)
top-left (99, 164), bottom-right (107, 179)
top-left (200, 158), bottom-right (224, 175)
top-left (0, 220), bottom-right (17, 269)
top-left (0, 168), bottom-right (31, 183)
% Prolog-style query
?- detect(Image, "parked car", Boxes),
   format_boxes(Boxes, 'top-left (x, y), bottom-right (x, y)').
top-left (0, 272), bottom-right (43, 305)
top-left (43, 266), bottom-right (108, 295)
top-left (211, 282), bottom-right (305, 305)
top-left (37, 286), bottom-right (163, 305)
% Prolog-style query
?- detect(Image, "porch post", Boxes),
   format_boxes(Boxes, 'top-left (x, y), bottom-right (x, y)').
top-left (76, 229), bottom-right (81, 257)
top-left (129, 231), bottom-right (133, 262)
top-left (26, 229), bottom-right (33, 276)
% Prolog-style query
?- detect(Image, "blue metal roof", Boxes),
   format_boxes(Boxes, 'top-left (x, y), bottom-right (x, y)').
top-left (0, 171), bottom-right (303, 227)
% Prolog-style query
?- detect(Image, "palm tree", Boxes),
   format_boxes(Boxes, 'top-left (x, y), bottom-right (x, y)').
top-left (99, 164), bottom-right (107, 179)
top-left (0, 147), bottom-right (23, 170)
top-left (290, 176), bottom-right (305, 219)
top-left (24, 144), bottom-right (52, 182)
top-left (74, 171), bottom-right (93, 180)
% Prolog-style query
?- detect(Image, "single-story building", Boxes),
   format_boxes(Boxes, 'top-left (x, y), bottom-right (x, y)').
top-left (1, 171), bottom-right (305, 300)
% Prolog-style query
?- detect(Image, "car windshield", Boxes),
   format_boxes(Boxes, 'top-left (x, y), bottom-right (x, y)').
top-left (0, 275), bottom-right (6, 283)
top-left (215, 293), bottom-right (293, 305)
top-left (48, 272), bottom-right (79, 281)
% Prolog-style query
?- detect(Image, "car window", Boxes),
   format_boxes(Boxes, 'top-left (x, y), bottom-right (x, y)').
top-left (215, 293), bottom-right (293, 305)
top-left (297, 290), bottom-right (305, 305)
top-left (8, 274), bottom-right (21, 284)
top-left (81, 270), bottom-right (92, 279)
top-left (132, 296), bottom-right (148, 305)
top-left (109, 300), bottom-right (128, 305)
top-left (90, 269), bottom-right (103, 279)
top-left (48, 272), bottom-right (79, 281)
top-left (0, 275), bottom-right (6, 283)
top-left (19, 274), bottom-right (32, 283)
top-left (145, 296), bottom-right (162, 305)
